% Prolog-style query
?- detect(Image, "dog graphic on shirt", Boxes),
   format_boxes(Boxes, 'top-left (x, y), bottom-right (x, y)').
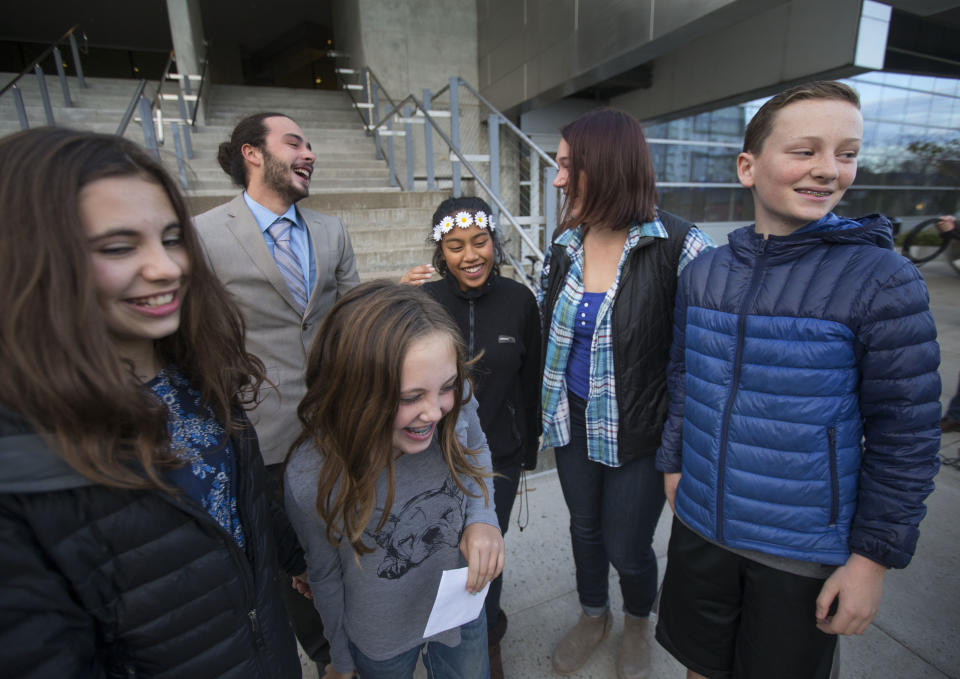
top-left (367, 477), bottom-right (466, 579)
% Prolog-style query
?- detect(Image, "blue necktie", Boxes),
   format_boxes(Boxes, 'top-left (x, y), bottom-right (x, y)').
top-left (267, 218), bottom-right (308, 310)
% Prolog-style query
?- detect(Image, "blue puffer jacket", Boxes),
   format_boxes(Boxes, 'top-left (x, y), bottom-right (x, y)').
top-left (656, 213), bottom-right (941, 569)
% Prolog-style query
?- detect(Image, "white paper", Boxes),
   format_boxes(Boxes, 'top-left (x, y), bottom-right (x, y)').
top-left (422, 567), bottom-right (490, 638)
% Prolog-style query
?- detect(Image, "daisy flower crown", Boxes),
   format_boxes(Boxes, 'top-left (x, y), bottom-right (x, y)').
top-left (432, 210), bottom-right (496, 242)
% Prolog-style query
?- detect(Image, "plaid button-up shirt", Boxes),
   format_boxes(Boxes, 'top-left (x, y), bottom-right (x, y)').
top-left (538, 219), bottom-right (714, 467)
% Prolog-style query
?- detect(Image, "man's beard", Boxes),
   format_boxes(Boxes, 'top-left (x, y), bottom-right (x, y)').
top-left (262, 148), bottom-right (308, 204)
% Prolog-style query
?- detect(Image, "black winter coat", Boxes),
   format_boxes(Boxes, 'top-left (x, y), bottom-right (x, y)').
top-left (0, 407), bottom-right (304, 679)
top-left (424, 273), bottom-right (542, 469)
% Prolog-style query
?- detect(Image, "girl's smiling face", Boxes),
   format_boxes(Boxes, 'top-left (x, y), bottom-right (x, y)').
top-left (440, 223), bottom-right (495, 291)
top-left (392, 331), bottom-right (458, 456)
top-left (80, 175), bottom-right (189, 376)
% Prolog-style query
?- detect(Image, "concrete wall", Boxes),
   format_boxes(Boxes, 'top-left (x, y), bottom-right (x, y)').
top-left (333, 0), bottom-right (479, 97)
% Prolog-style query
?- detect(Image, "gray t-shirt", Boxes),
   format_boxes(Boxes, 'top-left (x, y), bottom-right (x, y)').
top-left (284, 395), bottom-right (498, 673)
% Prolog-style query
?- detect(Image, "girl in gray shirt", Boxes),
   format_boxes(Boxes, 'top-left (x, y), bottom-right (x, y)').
top-left (285, 282), bottom-right (501, 678)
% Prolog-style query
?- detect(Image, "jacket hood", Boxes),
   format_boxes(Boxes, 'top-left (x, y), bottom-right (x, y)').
top-left (0, 408), bottom-right (95, 493)
top-left (729, 213), bottom-right (895, 262)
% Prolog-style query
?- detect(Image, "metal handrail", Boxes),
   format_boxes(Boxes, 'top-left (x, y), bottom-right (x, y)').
top-left (364, 69), bottom-right (400, 114)
top-left (457, 78), bottom-right (558, 169)
top-left (368, 93), bottom-right (419, 132)
top-left (411, 94), bottom-right (544, 260)
top-left (190, 56), bottom-right (208, 127)
top-left (116, 79), bottom-right (148, 135)
top-left (151, 51), bottom-right (176, 112)
top-left (0, 24), bottom-right (83, 97)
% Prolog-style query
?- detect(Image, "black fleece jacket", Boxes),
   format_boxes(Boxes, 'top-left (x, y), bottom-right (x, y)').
top-left (424, 273), bottom-right (542, 469)
top-left (0, 406), bottom-right (304, 679)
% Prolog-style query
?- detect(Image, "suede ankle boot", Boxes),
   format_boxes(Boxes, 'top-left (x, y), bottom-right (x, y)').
top-left (551, 609), bottom-right (612, 675)
top-left (617, 615), bottom-right (651, 679)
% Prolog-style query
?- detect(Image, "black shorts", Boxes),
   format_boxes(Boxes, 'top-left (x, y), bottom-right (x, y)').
top-left (655, 517), bottom-right (837, 679)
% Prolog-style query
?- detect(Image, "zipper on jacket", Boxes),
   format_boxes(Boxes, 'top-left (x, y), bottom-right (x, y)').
top-left (248, 609), bottom-right (267, 650)
top-left (468, 299), bottom-right (476, 358)
top-left (716, 237), bottom-right (767, 543)
top-left (827, 426), bottom-right (839, 526)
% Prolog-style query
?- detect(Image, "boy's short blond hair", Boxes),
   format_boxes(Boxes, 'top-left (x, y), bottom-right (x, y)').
top-left (743, 81), bottom-right (860, 154)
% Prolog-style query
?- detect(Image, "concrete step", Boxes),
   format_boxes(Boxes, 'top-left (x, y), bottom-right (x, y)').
top-left (299, 190), bottom-right (449, 211)
top-left (352, 244), bottom-right (436, 272)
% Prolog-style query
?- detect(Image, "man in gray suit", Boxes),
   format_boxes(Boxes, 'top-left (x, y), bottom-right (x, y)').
top-left (195, 112), bottom-right (360, 670)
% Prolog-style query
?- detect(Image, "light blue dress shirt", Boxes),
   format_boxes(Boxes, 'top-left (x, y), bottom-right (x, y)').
top-left (242, 192), bottom-right (316, 294)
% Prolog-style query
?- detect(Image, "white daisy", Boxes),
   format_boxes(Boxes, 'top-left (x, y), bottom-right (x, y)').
top-left (433, 226), bottom-right (443, 242)
top-left (455, 211), bottom-right (473, 228)
top-left (439, 215), bottom-right (454, 234)
top-left (475, 211), bottom-right (488, 229)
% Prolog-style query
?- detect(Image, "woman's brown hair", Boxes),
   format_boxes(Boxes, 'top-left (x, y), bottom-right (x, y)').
top-left (293, 280), bottom-right (490, 557)
top-left (557, 108), bottom-right (657, 234)
top-left (0, 127), bottom-right (265, 489)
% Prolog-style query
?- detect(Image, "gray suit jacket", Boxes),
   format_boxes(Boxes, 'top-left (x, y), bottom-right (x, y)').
top-left (195, 194), bottom-right (361, 465)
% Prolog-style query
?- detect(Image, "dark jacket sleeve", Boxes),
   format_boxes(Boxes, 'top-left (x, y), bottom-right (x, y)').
top-left (520, 288), bottom-right (543, 470)
top-left (0, 499), bottom-right (105, 679)
top-left (851, 260), bottom-right (941, 569)
top-left (236, 416), bottom-right (307, 576)
top-left (656, 267), bottom-right (691, 474)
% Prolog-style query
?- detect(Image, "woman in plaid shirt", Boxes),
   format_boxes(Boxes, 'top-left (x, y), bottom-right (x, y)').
top-left (539, 109), bottom-right (713, 679)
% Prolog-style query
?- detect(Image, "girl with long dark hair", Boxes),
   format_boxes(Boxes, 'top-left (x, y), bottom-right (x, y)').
top-left (0, 128), bottom-right (303, 678)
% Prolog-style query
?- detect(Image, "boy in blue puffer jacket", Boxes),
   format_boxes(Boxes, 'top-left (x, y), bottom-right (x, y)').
top-left (655, 81), bottom-right (941, 679)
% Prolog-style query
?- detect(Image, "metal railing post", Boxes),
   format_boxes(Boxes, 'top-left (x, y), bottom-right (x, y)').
top-left (176, 92), bottom-right (194, 158)
top-left (68, 32), bottom-right (86, 88)
top-left (138, 96), bottom-right (160, 160)
top-left (403, 104), bottom-right (415, 190)
top-left (449, 76), bottom-right (461, 197)
top-left (371, 79), bottom-right (382, 160)
top-left (386, 117), bottom-right (397, 187)
top-left (544, 166), bottom-right (558, 246)
top-left (530, 151), bottom-right (541, 249)
top-left (488, 113), bottom-right (501, 224)
top-left (53, 47), bottom-right (71, 106)
top-left (361, 67), bottom-right (371, 127)
top-left (34, 65), bottom-right (55, 125)
top-left (180, 74), bottom-right (196, 119)
top-left (170, 123), bottom-right (189, 189)
top-left (12, 85), bottom-right (28, 129)
top-left (423, 89), bottom-right (435, 190)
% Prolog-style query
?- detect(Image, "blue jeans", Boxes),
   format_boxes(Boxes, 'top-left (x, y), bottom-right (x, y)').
top-left (554, 392), bottom-right (666, 617)
top-left (348, 610), bottom-right (489, 679)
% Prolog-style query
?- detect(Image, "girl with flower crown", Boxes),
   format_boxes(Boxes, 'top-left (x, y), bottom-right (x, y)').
top-left (0, 128), bottom-right (303, 678)
top-left (284, 281), bottom-right (504, 679)
top-left (402, 195), bottom-right (541, 677)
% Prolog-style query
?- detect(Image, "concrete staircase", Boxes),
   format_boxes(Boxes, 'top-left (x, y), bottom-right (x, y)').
top-left (0, 73), bottom-right (444, 279)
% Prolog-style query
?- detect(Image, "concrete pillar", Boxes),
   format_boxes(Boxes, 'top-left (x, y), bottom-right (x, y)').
top-left (166, 0), bottom-right (206, 124)
top-left (166, 0), bottom-right (205, 77)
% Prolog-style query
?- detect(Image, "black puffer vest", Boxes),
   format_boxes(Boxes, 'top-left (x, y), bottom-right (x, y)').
top-left (541, 209), bottom-right (693, 464)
